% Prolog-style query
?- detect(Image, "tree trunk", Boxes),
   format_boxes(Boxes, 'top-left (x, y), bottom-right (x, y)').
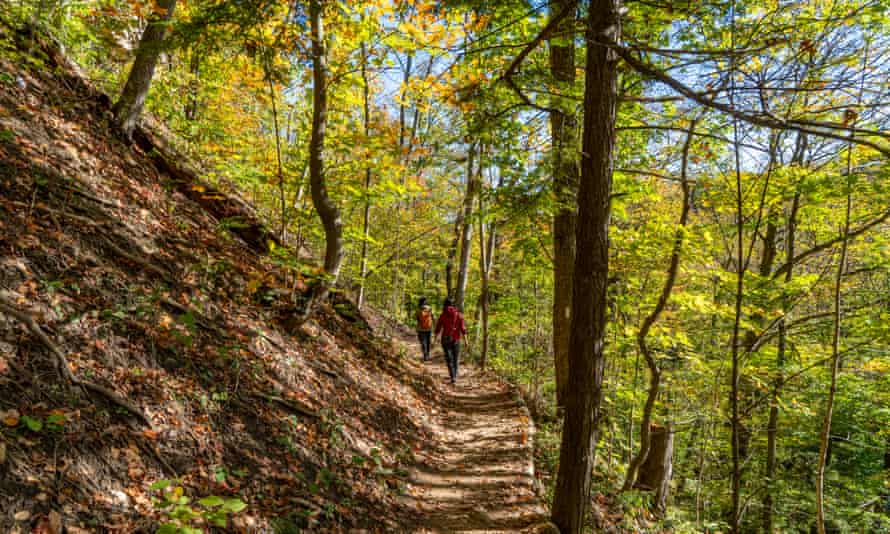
top-left (477, 190), bottom-right (496, 369)
top-left (389, 51), bottom-right (413, 318)
top-left (622, 122), bottom-right (695, 498)
top-left (263, 55), bottom-right (287, 242)
top-left (549, 0), bottom-right (578, 409)
top-left (455, 142), bottom-right (478, 311)
top-left (550, 0), bottom-right (620, 531)
top-left (300, 0), bottom-right (343, 319)
top-left (763, 136), bottom-right (803, 534)
top-left (816, 140), bottom-right (854, 534)
top-left (112, 0), bottom-right (177, 139)
top-left (633, 423), bottom-right (674, 515)
top-left (357, 42), bottom-right (372, 310)
top-left (445, 212), bottom-right (462, 298)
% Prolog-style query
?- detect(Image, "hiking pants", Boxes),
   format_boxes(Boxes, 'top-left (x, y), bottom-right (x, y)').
top-left (441, 336), bottom-right (460, 382)
top-left (417, 331), bottom-right (432, 360)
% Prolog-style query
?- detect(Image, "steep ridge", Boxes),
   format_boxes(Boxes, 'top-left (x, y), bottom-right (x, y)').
top-left (0, 23), bottom-right (547, 533)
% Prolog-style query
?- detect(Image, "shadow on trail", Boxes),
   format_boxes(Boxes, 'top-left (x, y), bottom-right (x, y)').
top-left (389, 329), bottom-right (548, 533)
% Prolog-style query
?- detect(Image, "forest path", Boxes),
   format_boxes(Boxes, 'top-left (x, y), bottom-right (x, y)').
top-left (389, 326), bottom-right (550, 533)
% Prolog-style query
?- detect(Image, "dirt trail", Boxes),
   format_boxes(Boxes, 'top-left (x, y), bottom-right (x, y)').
top-left (391, 328), bottom-right (550, 533)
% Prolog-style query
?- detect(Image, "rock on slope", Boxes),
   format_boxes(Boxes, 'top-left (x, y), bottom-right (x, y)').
top-left (0, 23), bottom-right (546, 533)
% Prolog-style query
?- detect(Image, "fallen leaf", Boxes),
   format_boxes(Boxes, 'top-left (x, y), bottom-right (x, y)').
top-left (14, 510), bottom-right (30, 521)
top-left (2, 409), bottom-right (20, 427)
top-left (48, 511), bottom-right (63, 534)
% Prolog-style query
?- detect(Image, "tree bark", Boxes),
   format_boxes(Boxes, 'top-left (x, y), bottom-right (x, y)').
top-left (112, 0), bottom-right (177, 139)
top-left (357, 42), bottom-right (372, 310)
top-left (455, 142), bottom-right (478, 311)
top-left (549, 0), bottom-right (578, 409)
top-left (263, 54), bottom-right (287, 242)
top-left (300, 0), bottom-right (343, 318)
top-left (633, 423), bottom-right (674, 515)
top-left (816, 143), bottom-right (854, 534)
top-left (763, 135), bottom-right (804, 534)
top-left (445, 214), bottom-right (462, 299)
top-left (550, 0), bottom-right (620, 530)
top-left (622, 122), bottom-right (695, 497)
top-left (477, 187), bottom-right (496, 369)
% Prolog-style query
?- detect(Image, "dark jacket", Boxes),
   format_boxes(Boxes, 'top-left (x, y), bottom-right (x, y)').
top-left (435, 305), bottom-right (467, 342)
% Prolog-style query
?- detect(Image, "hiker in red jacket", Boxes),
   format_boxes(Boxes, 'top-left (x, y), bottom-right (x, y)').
top-left (434, 298), bottom-right (467, 385)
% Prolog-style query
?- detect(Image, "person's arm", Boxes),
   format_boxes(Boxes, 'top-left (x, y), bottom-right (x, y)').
top-left (434, 313), bottom-right (443, 337)
top-left (460, 314), bottom-right (467, 336)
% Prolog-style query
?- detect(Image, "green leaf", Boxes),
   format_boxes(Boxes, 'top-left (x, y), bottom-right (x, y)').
top-left (221, 498), bottom-right (247, 513)
top-left (156, 524), bottom-right (180, 534)
top-left (22, 415), bottom-right (43, 432)
top-left (46, 414), bottom-right (66, 426)
top-left (198, 495), bottom-right (225, 508)
top-left (150, 479), bottom-right (174, 491)
top-left (208, 510), bottom-right (228, 527)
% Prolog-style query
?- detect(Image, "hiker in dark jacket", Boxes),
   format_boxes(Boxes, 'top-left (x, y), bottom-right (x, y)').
top-left (416, 297), bottom-right (433, 361)
top-left (434, 298), bottom-right (467, 385)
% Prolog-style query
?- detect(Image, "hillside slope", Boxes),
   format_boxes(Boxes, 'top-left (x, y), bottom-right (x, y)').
top-left (0, 24), bottom-right (548, 533)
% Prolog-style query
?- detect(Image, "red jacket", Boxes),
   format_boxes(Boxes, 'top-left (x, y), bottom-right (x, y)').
top-left (435, 305), bottom-right (467, 342)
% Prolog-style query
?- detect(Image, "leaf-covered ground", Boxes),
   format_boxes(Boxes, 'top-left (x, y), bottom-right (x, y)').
top-left (0, 24), bottom-right (548, 533)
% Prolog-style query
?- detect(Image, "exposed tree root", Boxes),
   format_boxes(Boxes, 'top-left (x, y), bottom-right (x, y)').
top-left (102, 237), bottom-right (173, 283)
top-left (0, 296), bottom-right (153, 428)
top-left (254, 392), bottom-right (319, 419)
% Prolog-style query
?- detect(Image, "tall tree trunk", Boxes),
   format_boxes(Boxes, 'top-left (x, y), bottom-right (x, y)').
top-left (263, 55), bottom-right (287, 242)
top-left (390, 51), bottom-right (414, 317)
top-left (550, 0), bottom-right (620, 531)
top-left (455, 142), bottom-right (478, 311)
top-left (445, 212), bottom-right (462, 298)
top-left (815, 143), bottom-right (854, 534)
top-left (622, 123), bottom-right (695, 497)
top-left (357, 42), bottom-right (373, 310)
top-left (549, 0), bottom-right (579, 409)
top-left (112, 0), bottom-right (177, 139)
top-left (763, 134), bottom-right (804, 534)
top-left (477, 190), bottom-right (496, 369)
top-left (300, 0), bottom-right (342, 319)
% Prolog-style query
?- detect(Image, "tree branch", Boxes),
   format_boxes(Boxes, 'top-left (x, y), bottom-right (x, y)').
top-left (772, 209), bottom-right (890, 279)
top-left (612, 46), bottom-right (890, 156)
top-left (500, 0), bottom-right (578, 81)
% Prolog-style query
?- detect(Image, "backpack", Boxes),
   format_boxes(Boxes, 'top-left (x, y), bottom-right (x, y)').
top-left (418, 308), bottom-right (432, 331)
